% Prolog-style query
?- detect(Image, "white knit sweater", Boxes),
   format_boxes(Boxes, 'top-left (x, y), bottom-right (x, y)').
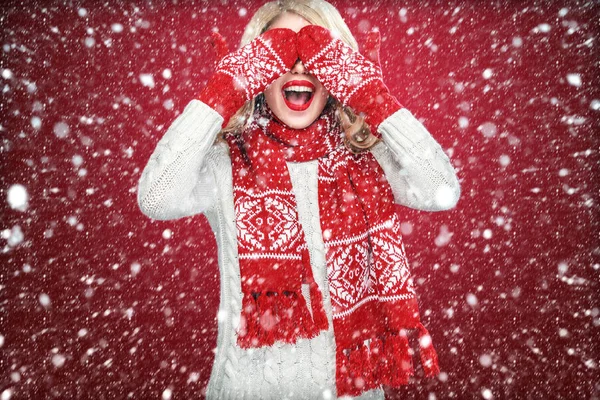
top-left (137, 100), bottom-right (460, 400)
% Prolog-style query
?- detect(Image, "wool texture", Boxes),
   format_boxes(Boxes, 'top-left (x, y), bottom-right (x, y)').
top-left (225, 99), bottom-right (440, 397)
top-left (297, 25), bottom-right (402, 130)
top-left (198, 28), bottom-right (298, 127)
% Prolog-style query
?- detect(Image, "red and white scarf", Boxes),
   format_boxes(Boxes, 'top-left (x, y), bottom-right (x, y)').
top-left (225, 100), bottom-right (440, 397)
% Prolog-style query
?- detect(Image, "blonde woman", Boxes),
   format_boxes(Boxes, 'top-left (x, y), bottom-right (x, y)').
top-left (137, 0), bottom-right (461, 398)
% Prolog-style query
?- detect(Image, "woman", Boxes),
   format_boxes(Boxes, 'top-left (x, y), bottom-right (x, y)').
top-left (137, 0), bottom-right (461, 398)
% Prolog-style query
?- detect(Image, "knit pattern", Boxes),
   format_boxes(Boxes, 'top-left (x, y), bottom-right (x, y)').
top-left (301, 35), bottom-right (381, 107)
top-left (376, 108), bottom-right (461, 211)
top-left (326, 212), bottom-right (415, 321)
top-left (225, 113), bottom-right (332, 349)
top-left (137, 101), bottom-right (223, 219)
top-left (317, 151), bottom-right (416, 321)
top-left (233, 186), bottom-right (304, 255)
top-left (217, 34), bottom-right (292, 102)
top-left (137, 100), bottom-right (461, 399)
top-left (297, 25), bottom-right (402, 128)
top-left (198, 28), bottom-right (298, 126)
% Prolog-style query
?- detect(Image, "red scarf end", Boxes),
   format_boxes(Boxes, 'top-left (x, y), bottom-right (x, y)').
top-left (236, 290), bottom-right (327, 348)
top-left (336, 328), bottom-right (440, 397)
top-left (418, 323), bottom-right (441, 377)
top-left (308, 280), bottom-right (329, 331)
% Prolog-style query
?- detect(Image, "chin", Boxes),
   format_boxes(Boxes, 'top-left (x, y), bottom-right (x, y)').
top-left (279, 114), bottom-right (319, 129)
top-left (267, 97), bottom-right (329, 129)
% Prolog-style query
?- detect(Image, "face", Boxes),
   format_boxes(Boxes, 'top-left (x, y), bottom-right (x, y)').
top-left (263, 12), bottom-right (329, 129)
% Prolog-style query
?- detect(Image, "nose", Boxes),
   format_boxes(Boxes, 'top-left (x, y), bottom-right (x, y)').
top-left (290, 58), bottom-right (306, 74)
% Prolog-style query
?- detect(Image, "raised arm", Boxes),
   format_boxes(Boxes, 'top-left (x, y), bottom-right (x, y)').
top-left (371, 109), bottom-right (460, 211)
top-left (138, 28), bottom-right (299, 220)
top-left (297, 26), bottom-right (460, 211)
top-left (137, 100), bottom-right (223, 220)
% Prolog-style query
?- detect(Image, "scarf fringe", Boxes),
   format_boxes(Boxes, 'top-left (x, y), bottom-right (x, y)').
top-left (307, 281), bottom-right (329, 331)
top-left (417, 322), bottom-right (441, 377)
top-left (336, 329), bottom-right (440, 397)
top-left (302, 247), bottom-right (330, 332)
top-left (236, 289), bottom-right (326, 349)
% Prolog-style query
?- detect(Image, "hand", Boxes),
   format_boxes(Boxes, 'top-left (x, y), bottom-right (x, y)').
top-left (198, 28), bottom-right (298, 127)
top-left (297, 25), bottom-right (402, 130)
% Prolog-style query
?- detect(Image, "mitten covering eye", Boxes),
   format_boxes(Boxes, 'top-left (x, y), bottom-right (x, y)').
top-left (297, 25), bottom-right (402, 130)
top-left (199, 28), bottom-right (298, 127)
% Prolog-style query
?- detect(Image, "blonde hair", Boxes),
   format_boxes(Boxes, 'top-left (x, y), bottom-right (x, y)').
top-left (240, 0), bottom-right (358, 50)
top-left (218, 0), bottom-right (377, 152)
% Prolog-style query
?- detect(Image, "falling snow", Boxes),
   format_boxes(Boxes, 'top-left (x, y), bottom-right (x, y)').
top-left (566, 73), bottom-right (582, 87)
top-left (1, 1), bottom-right (597, 399)
top-left (7, 184), bottom-right (28, 211)
top-left (139, 73), bottom-right (156, 88)
top-left (53, 121), bottom-right (70, 138)
top-left (477, 122), bottom-right (497, 138)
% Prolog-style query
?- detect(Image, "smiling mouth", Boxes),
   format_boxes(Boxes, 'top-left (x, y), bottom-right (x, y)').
top-left (282, 80), bottom-right (315, 111)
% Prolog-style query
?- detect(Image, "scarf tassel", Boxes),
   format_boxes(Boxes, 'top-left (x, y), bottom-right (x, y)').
top-left (417, 322), bottom-right (441, 377)
top-left (336, 339), bottom-right (380, 397)
top-left (307, 280), bottom-right (329, 331)
top-left (237, 289), bottom-right (325, 349)
top-left (301, 246), bottom-right (329, 332)
top-left (335, 342), bottom-right (353, 396)
top-left (382, 333), bottom-right (413, 387)
top-left (336, 331), bottom-right (430, 397)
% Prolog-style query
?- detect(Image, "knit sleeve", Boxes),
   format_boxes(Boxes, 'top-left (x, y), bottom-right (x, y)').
top-left (370, 108), bottom-right (461, 211)
top-left (137, 99), bottom-right (224, 220)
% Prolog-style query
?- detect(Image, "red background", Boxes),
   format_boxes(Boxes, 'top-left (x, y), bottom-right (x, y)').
top-left (2, 1), bottom-right (598, 399)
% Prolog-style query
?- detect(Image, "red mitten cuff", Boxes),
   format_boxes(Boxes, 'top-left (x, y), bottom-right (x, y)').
top-left (198, 28), bottom-right (299, 127)
top-left (298, 25), bottom-right (403, 129)
top-left (362, 81), bottom-right (402, 130)
top-left (198, 73), bottom-right (246, 126)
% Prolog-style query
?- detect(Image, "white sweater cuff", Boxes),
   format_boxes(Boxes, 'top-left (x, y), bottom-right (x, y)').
top-left (377, 108), bottom-right (434, 155)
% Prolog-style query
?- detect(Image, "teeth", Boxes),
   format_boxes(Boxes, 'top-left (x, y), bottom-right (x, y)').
top-left (283, 86), bottom-right (313, 93)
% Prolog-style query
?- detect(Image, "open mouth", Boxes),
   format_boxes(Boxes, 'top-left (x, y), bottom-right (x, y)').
top-left (282, 80), bottom-right (315, 111)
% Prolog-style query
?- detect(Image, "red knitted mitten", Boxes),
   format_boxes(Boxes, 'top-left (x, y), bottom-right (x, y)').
top-left (198, 28), bottom-right (298, 127)
top-left (297, 25), bottom-right (402, 130)
top-left (208, 31), bottom-right (230, 62)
